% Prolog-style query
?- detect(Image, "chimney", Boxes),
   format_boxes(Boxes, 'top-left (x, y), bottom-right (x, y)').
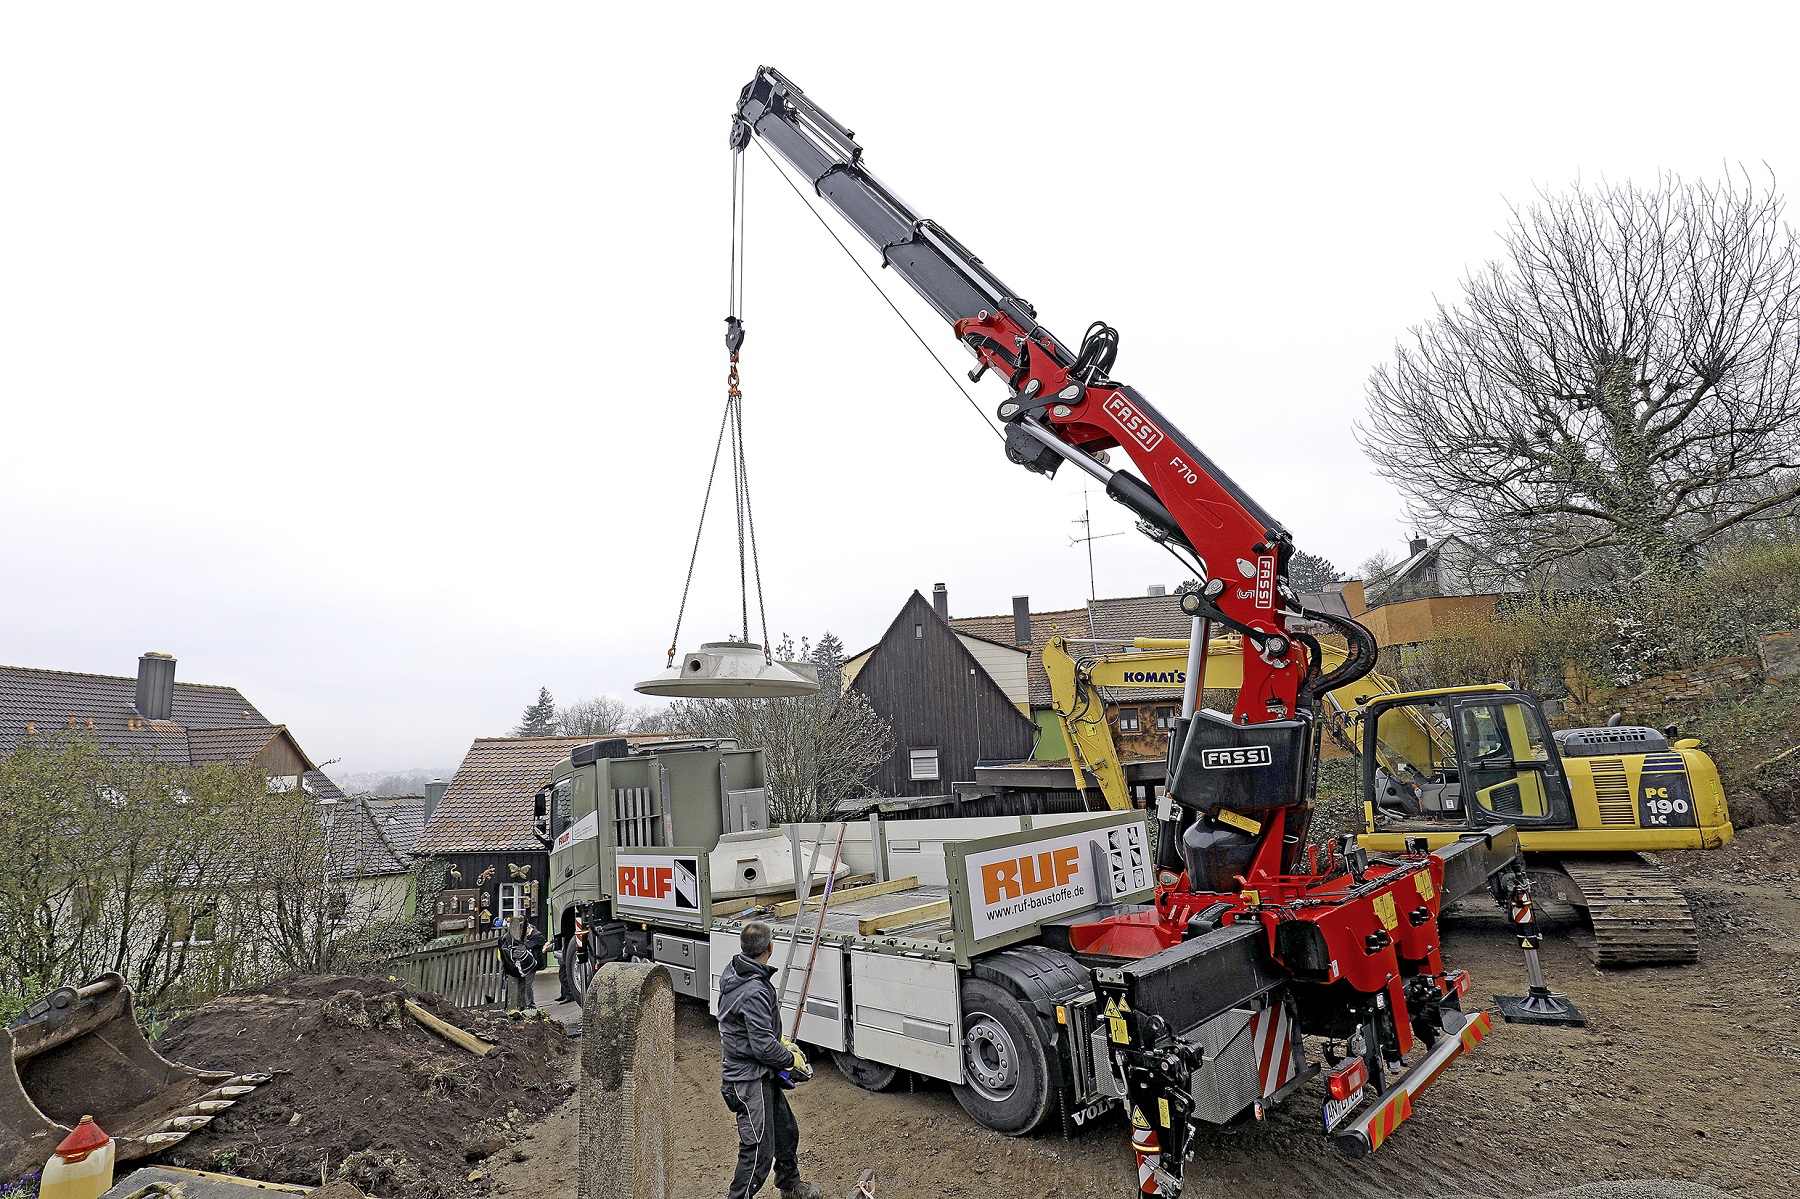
top-left (1409, 536), bottom-right (1429, 556)
top-left (422, 778), bottom-right (448, 823)
top-left (135, 652), bottom-right (176, 722)
top-left (932, 583), bottom-right (949, 620)
top-left (1011, 595), bottom-right (1032, 645)
top-left (1146, 584), bottom-right (1167, 597)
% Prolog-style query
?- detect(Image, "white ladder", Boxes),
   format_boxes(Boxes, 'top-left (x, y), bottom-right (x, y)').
top-left (775, 821), bottom-right (849, 1040)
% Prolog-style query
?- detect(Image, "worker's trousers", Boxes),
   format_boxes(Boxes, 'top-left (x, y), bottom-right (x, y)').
top-left (722, 1076), bottom-right (800, 1199)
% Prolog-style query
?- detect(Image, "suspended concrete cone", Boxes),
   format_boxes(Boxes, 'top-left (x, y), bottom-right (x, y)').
top-left (635, 641), bottom-right (821, 699)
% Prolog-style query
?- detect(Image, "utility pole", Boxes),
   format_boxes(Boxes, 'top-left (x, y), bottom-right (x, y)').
top-left (1070, 489), bottom-right (1125, 602)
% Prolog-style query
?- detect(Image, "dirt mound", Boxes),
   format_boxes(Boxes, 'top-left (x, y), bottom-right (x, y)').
top-left (154, 974), bottom-right (573, 1198)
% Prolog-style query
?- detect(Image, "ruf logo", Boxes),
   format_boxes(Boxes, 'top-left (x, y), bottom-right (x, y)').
top-left (618, 864), bottom-right (673, 899)
top-left (981, 845), bottom-right (1081, 905)
top-left (1103, 393), bottom-right (1164, 452)
top-left (614, 857), bottom-right (700, 910)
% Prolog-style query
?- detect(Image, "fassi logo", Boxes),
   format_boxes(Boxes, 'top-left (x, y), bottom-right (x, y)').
top-left (617, 864), bottom-right (673, 899)
top-left (981, 846), bottom-right (1081, 905)
top-left (1103, 393), bottom-right (1164, 452)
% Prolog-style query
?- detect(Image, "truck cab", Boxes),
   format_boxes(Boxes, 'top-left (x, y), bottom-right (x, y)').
top-left (541, 737), bottom-right (768, 998)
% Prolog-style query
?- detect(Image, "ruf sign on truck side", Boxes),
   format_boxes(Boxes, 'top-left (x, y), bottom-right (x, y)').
top-left (960, 820), bottom-right (1151, 940)
top-left (616, 853), bottom-right (701, 913)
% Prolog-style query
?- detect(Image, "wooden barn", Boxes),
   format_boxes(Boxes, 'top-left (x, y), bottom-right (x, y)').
top-left (843, 589), bottom-right (1040, 799)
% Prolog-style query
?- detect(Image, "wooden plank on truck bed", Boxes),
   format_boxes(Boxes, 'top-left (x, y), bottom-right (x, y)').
top-left (772, 876), bottom-right (918, 919)
top-left (859, 898), bottom-right (953, 935)
top-left (713, 873), bottom-right (877, 917)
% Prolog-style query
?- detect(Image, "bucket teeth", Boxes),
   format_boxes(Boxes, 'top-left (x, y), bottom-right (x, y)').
top-left (204, 1085), bottom-right (256, 1099)
top-left (229, 1073), bottom-right (273, 1085)
top-left (161, 1115), bottom-right (214, 1132)
top-left (141, 1132), bottom-right (188, 1147)
top-left (184, 1100), bottom-right (236, 1115)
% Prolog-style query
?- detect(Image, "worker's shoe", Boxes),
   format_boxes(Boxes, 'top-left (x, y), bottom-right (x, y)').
top-left (780, 1185), bottom-right (821, 1199)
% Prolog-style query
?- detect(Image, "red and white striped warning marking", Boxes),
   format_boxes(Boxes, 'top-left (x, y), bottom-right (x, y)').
top-left (1251, 1003), bottom-right (1301, 1097)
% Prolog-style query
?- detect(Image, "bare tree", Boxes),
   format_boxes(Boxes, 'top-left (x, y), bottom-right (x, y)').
top-left (556, 695), bottom-right (633, 737)
top-left (1357, 549), bottom-right (1400, 589)
top-left (556, 695), bottom-right (668, 737)
top-left (1361, 171), bottom-right (1800, 580)
top-left (664, 634), bottom-right (892, 823)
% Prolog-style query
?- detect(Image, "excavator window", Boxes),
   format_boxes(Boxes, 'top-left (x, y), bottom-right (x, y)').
top-left (1369, 700), bottom-right (1464, 820)
top-left (1452, 698), bottom-right (1567, 824)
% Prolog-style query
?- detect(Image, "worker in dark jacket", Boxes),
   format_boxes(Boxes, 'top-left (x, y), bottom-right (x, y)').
top-left (500, 920), bottom-right (546, 1009)
top-left (717, 922), bottom-right (819, 1199)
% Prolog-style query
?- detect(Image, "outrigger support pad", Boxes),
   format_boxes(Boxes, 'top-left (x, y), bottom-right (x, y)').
top-left (1493, 870), bottom-right (1587, 1028)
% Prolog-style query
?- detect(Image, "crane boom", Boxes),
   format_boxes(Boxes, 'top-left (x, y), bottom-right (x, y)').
top-left (732, 68), bottom-right (1375, 744)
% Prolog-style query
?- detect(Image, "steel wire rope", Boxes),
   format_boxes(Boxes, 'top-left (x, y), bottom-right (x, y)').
top-left (747, 138), bottom-right (1002, 440)
top-left (665, 402), bottom-right (736, 666)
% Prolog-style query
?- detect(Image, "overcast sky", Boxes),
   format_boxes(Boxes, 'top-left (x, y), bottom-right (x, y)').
top-left (4, 4), bottom-right (1794, 774)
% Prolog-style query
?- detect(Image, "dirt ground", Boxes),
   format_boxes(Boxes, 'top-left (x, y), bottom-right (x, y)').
top-left (157, 975), bottom-right (573, 1198)
top-left (491, 824), bottom-right (1800, 1199)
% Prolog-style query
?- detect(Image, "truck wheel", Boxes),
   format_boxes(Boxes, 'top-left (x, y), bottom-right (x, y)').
top-left (951, 978), bottom-right (1053, 1135)
top-left (564, 935), bottom-right (595, 1006)
top-left (833, 1049), bottom-right (900, 1092)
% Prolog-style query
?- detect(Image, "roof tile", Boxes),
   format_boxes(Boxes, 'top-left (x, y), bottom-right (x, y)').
top-left (414, 736), bottom-right (600, 855)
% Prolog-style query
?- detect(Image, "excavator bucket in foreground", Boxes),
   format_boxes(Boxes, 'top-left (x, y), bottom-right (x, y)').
top-left (0, 973), bottom-right (268, 1179)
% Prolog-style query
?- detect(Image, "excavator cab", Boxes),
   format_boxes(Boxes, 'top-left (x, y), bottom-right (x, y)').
top-left (1362, 687), bottom-right (1575, 833)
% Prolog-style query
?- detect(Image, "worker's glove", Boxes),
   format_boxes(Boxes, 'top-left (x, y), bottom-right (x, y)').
top-left (778, 1037), bottom-right (813, 1086)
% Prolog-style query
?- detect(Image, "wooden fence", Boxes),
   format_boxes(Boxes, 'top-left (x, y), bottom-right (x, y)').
top-left (390, 933), bottom-right (504, 1009)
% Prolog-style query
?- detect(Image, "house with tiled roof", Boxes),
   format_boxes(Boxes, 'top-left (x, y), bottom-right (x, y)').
top-left (0, 651), bottom-right (415, 990)
top-left (416, 736), bottom-right (623, 934)
top-left (939, 587), bottom-right (1196, 762)
top-left (1349, 536), bottom-right (1522, 655)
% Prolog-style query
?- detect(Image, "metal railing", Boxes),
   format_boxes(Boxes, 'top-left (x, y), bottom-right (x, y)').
top-left (389, 933), bottom-right (504, 1009)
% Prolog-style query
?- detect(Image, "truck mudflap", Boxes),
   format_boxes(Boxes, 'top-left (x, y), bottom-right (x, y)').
top-left (1331, 1008), bottom-right (1492, 1157)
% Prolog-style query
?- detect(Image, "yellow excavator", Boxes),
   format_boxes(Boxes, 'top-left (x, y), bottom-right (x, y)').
top-left (1042, 634), bottom-right (1732, 966)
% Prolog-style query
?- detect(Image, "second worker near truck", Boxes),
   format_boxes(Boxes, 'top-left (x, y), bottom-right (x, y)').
top-left (716, 922), bottom-right (822, 1199)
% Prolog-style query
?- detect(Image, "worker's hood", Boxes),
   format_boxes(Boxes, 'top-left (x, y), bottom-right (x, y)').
top-left (717, 953), bottom-right (776, 1000)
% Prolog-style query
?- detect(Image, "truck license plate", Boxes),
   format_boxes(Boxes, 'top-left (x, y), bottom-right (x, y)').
top-left (1322, 1090), bottom-right (1367, 1133)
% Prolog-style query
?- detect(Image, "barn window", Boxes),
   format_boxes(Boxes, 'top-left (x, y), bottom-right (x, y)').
top-left (1118, 708), bottom-right (1140, 732)
top-left (908, 748), bottom-right (940, 781)
top-left (914, 623), bottom-right (923, 639)
top-left (499, 882), bottom-right (528, 927)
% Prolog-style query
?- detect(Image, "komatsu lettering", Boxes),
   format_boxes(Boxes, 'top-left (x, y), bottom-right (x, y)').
top-left (1122, 670), bottom-right (1186, 684)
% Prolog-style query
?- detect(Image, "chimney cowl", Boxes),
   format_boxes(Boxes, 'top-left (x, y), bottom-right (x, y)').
top-left (1409, 537), bottom-right (1429, 556)
top-left (1011, 595), bottom-right (1032, 646)
top-left (422, 779), bottom-right (449, 822)
top-left (931, 583), bottom-right (949, 620)
top-left (135, 652), bottom-right (176, 723)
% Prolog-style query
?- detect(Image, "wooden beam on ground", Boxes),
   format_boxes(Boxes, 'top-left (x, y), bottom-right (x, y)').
top-left (859, 899), bottom-right (953, 936)
top-left (771, 876), bottom-right (918, 919)
top-left (404, 999), bottom-right (493, 1056)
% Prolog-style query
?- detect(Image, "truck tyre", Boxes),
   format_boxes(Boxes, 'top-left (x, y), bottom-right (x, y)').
top-left (563, 934), bottom-right (595, 1007)
top-left (832, 1049), bottom-right (900, 1092)
top-left (951, 978), bottom-right (1053, 1136)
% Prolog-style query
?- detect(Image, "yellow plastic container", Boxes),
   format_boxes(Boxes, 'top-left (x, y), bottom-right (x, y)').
top-left (41, 1116), bottom-right (114, 1199)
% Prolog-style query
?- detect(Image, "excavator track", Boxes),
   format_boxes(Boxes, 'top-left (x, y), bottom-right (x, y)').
top-left (1556, 856), bottom-right (1699, 967)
